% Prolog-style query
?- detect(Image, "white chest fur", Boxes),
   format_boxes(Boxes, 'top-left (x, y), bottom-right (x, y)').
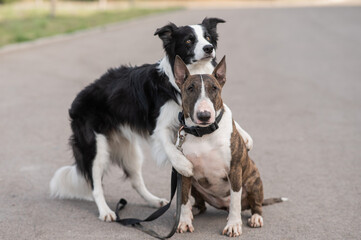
top-left (181, 105), bottom-right (233, 199)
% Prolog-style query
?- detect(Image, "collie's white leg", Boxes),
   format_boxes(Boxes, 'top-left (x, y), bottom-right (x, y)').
top-left (151, 101), bottom-right (193, 177)
top-left (92, 133), bottom-right (116, 222)
top-left (122, 139), bottom-right (168, 208)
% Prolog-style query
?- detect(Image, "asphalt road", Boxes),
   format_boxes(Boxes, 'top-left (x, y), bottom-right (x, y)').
top-left (1, 6), bottom-right (361, 240)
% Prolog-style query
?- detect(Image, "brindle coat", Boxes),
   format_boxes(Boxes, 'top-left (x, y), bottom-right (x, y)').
top-left (174, 55), bottom-right (266, 236)
top-left (181, 121), bottom-right (264, 216)
top-left (174, 55), bottom-right (264, 216)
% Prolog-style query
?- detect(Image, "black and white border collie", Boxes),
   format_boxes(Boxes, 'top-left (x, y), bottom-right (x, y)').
top-left (50, 18), bottom-right (253, 222)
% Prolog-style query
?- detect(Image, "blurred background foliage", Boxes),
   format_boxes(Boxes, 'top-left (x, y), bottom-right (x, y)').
top-left (0, 0), bottom-right (182, 47)
top-left (0, 0), bottom-right (20, 4)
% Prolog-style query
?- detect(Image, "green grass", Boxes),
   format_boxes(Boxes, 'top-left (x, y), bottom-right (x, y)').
top-left (0, 5), bottom-right (180, 47)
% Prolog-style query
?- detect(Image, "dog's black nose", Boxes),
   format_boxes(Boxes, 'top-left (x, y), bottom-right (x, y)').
top-left (197, 111), bottom-right (211, 122)
top-left (203, 45), bottom-right (214, 54)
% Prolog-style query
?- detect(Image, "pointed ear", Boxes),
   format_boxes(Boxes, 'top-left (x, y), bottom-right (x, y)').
top-left (174, 55), bottom-right (190, 88)
top-left (202, 17), bottom-right (225, 32)
top-left (154, 22), bottom-right (178, 46)
top-left (212, 56), bottom-right (226, 87)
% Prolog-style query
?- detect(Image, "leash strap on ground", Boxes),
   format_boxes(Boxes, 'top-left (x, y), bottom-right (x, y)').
top-left (115, 168), bottom-right (182, 239)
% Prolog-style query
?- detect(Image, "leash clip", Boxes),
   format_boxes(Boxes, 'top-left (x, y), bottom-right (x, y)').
top-left (176, 126), bottom-right (187, 152)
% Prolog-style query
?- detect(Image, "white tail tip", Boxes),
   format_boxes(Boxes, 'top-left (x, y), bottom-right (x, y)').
top-left (50, 165), bottom-right (93, 201)
top-left (281, 197), bottom-right (289, 202)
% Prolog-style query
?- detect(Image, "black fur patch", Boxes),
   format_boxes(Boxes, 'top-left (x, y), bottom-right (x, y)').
top-left (68, 64), bottom-right (178, 184)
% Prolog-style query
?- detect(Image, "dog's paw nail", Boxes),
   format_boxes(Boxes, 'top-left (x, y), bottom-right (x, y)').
top-left (177, 222), bottom-right (194, 233)
top-left (159, 198), bottom-right (169, 207)
top-left (223, 221), bottom-right (242, 237)
top-left (99, 211), bottom-right (116, 222)
top-left (147, 197), bottom-right (169, 208)
top-left (248, 214), bottom-right (263, 228)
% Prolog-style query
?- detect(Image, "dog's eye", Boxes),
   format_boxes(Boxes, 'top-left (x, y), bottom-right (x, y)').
top-left (186, 39), bottom-right (192, 44)
top-left (206, 36), bottom-right (211, 41)
top-left (187, 85), bottom-right (194, 92)
top-left (212, 85), bottom-right (218, 91)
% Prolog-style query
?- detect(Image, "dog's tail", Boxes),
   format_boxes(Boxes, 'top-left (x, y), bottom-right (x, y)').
top-left (262, 197), bottom-right (288, 206)
top-left (50, 165), bottom-right (93, 201)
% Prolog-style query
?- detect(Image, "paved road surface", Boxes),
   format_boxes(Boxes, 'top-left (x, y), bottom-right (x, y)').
top-left (1, 6), bottom-right (361, 240)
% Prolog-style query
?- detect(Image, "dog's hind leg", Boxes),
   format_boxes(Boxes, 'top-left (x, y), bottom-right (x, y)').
top-left (191, 186), bottom-right (207, 215)
top-left (92, 133), bottom-right (116, 222)
top-left (247, 191), bottom-right (264, 228)
top-left (121, 139), bottom-right (168, 208)
top-left (244, 169), bottom-right (264, 228)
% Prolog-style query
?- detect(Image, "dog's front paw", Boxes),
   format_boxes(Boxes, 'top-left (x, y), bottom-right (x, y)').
top-left (248, 213), bottom-right (263, 228)
top-left (222, 219), bottom-right (242, 237)
top-left (177, 201), bottom-right (194, 233)
top-left (177, 221), bottom-right (194, 233)
top-left (172, 154), bottom-right (193, 177)
top-left (147, 197), bottom-right (169, 208)
top-left (99, 210), bottom-right (116, 222)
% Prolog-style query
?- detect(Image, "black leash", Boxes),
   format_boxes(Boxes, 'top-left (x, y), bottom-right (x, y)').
top-left (115, 168), bottom-right (182, 239)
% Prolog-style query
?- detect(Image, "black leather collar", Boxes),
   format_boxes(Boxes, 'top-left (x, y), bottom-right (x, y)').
top-left (178, 108), bottom-right (225, 137)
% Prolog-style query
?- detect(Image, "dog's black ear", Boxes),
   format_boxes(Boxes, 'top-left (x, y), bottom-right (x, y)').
top-left (154, 22), bottom-right (178, 46)
top-left (202, 17), bottom-right (225, 32)
top-left (202, 18), bottom-right (225, 48)
top-left (212, 56), bottom-right (226, 87)
top-left (174, 55), bottom-right (190, 88)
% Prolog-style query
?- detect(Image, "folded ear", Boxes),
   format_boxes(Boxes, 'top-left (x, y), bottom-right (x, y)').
top-left (154, 22), bottom-right (178, 46)
top-left (174, 55), bottom-right (190, 88)
top-left (202, 17), bottom-right (226, 32)
top-left (212, 56), bottom-right (226, 87)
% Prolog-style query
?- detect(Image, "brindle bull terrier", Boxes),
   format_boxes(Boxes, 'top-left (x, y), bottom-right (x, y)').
top-left (173, 56), bottom-right (286, 237)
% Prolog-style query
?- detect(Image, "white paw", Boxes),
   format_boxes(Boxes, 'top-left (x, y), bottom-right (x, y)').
top-left (248, 213), bottom-right (263, 228)
top-left (222, 219), bottom-right (242, 237)
top-left (99, 210), bottom-right (116, 222)
top-left (172, 154), bottom-right (193, 177)
top-left (177, 221), bottom-right (194, 233)
top-left (177, 201), bottom-right (194, 233)
top-left (147, 197), bottom-right (169, 208)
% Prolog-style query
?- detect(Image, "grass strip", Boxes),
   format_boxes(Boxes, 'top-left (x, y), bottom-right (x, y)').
top-left (0, 6), bottom-right (180, 47)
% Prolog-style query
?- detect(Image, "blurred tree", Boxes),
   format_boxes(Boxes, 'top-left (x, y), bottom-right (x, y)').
top-left (50, 0), bottom-right (56, 17)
